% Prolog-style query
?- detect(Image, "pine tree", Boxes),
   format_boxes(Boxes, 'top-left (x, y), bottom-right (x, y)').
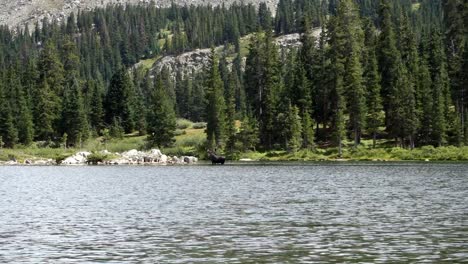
top-left (38, 41), bottom-right (65, 96)
top-left (238, 113), bottom-right (259, 152)
top-left (377, 0), bottom-right (417, 147)
top-left (10, 71), bottom-right (34, 146)
top-left (205, 49), bottom-right (227, 149)
top-left (461, 43), bottom-right (468, 144)
top-left (0, 84), bottom-right (18, 148)
top-left (34, 79), bottom-right (55, 141)
top-left (131, 70), bottom-right (147, 135)
top-left (61, 78), bottom-right (89, 147)
top-left (146, 78), bottom-right (177, 148)
top-left (275, 0), bottom-right (295, 34)
top-left (429, 29), bottom-right (451, 146)
top-left (290, 53), bottom-right (312, 114)
top-left (327, 0), bottom-right (367, 148)
top-left (109, 117), bottom-right (124, 139)
top-left (444, 0), bottom-right (466, 131)
top-left (377, 0), bottom-right (401, 136)
top-left (88, 80), bottom-right (105, 134)
top-left (328, 16), bottom-right (347, 156)
top-left (225, 71), bottom-right (238, 154)
top-left (398, 12), bottom-right (420, 148)
top-left (417, 54), bottom-right (433, 145)
top-left (37, 41), bottom-right (64, 134)
top-left (399, 63), bottom-right (419, 149)
top-left (62, 37), bottom-right (80, 84)
top-left (363, 21), bottom-right (383, 148)
top-left (245, 32), bottom-right (280, 149)
top-left (105, 67), bottom-right (135, 133)
top-left (258, 3), bottom-right (272, 31)
top-left (301, 108), bottom-right (315, 149)
top-left (286, 104), bottom-right (302, 152)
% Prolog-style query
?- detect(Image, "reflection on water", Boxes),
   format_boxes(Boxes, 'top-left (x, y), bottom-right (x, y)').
top-left (0, 163), bottom-right (467, 263)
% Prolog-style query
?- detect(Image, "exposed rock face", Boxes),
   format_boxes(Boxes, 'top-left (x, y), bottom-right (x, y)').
top-left (0, 0), bottom-right (279, 29)
top-left (149, 28), bottom-right (322, 80)
top-left (150, 48), bottom-right (213, 80)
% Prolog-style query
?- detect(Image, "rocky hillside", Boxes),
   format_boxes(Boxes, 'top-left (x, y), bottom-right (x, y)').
top-left (0, 0), bottom-right (278, 28)
top-left (147, 29), bottom-right (321, 80)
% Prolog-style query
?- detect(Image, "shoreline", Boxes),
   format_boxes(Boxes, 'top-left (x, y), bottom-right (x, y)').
top-left (1, 158), bottom-right (468, 167)
top-left (1, 146), bottom-right (468, 165)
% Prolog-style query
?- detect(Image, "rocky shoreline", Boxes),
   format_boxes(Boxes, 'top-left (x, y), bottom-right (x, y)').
top-left (0, 149), bottom-right (198, 166)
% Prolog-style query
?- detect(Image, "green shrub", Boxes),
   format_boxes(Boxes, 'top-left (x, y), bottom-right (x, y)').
top-left (176, 118), bottom-right (193, 129)
top-left (87, 152), bottom-right (109, 165)
top-left (174, 129), bottom-right (187, 136)
top-left (192, 122), bottom-right (207, 129)
top-left (55, 154), bottom-right (69, 164)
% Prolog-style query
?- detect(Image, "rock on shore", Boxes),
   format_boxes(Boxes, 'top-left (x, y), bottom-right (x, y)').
top-left (61, 149), bottom-right (198, 165)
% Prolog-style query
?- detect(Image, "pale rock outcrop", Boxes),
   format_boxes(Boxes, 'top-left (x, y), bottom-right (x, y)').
top-left (183, 156), bottom-right (198, 163)
top-left (61, 151), bottom-right (91, 165)
top-left (160, 154), bottom-right (168, 164)
top-left (149, 28), bottom-right (322, 81)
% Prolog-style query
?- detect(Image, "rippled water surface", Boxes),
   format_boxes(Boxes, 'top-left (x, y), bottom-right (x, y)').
top-left (1, 163), bottom-right (467, 263)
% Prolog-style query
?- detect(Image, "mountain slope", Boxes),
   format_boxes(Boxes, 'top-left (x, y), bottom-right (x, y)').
top-left (0, 0), bottom-right (278, 28)
top-left (145, 30), bottom-right (322, 80)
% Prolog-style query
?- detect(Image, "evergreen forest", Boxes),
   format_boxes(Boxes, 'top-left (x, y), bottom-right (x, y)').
top-left (0, 0), bottom-right (467, 160)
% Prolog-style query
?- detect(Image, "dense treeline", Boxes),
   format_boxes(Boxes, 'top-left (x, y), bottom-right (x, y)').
top-left (0, 2), bottom-right (262, 147)
top-left (201, 0), bottom-right (468, 154)
top-left (0, 0), bottom-right (466, 155)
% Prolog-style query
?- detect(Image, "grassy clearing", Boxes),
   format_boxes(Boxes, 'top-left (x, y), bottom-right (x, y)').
top-left (412, 3), bottom-right (421, 11)
top-left (137, 56), bottom-right (160, 70)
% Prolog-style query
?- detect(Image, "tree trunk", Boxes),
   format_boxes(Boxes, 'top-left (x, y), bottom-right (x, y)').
top-left (338, 137), bottom-right (342, 157)
top-left (373, 132), bottom-right (376, 149)
top-left (354, 127), bottom-right (359, 148)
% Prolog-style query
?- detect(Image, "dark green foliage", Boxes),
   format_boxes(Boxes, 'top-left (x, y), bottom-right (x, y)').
top-left (417, 56), bottom-right (434, 145)
top-left (275, 0), bottom-right (295, 34)
top-left (328, 16), bottom-right (347, 156)
top-left (377, 0), bottom-right (400, 133)
top-left (0, 0), bottom-right (463, 154)
top-left (34, 79), bottom-right (56, 141)
top-left (258, 3), bottom-right (273, 31)
top-left (428, 28), bottom-right (457, 146)
top-left (146, 78), bottom-right (177, 148)
top-left (105, 68), bottom-right (135, 133)
top-left (363, 22), bottom-right (383, 148)
top-left (338, 0), bottom-right (366, 147)
top-left (88, 80), bottom-right (105, 133)
top-left (109, 117), bottom-right (124, 139)
top-left (238, 113), bottom-right (259, 152)
top-left (7, 67), bottom-right (34, 146)
top-left (301, 109), bottom-right (315, 149)
top-left (205, 50), bottom-right (227, 149)
top-left (245, 32), bottom-right (281, 150)
top-left (225, 71), bottom-right (238, 154)
top-left (0, 84), bottom-right (18, 148)
top-left (61, 78), bottom-right (89, 146)
top-left (286, 104), bottom-right (302, 152)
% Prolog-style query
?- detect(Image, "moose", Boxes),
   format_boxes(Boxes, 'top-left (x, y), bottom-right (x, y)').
top-left (207, 149), bottom-right (225, 165)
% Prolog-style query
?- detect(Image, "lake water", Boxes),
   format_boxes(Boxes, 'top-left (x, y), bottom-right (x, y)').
top-left (0, 163), bottom-right (467, 263)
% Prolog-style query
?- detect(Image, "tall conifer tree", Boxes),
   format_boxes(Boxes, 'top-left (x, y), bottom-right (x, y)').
top-left (146, 78), bottom-right (177, 148)
top-left (205, 49), bottom-right (227, 149)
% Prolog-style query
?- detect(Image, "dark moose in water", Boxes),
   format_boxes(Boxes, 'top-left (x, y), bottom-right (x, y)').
top-left (208, 149), bottom-right (226, 165)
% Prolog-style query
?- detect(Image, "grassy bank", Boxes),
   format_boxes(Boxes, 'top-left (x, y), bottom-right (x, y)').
top-left (1, 120), bottom-right (468, 162)
top-left (238, 146), bottom-right (468, 162)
